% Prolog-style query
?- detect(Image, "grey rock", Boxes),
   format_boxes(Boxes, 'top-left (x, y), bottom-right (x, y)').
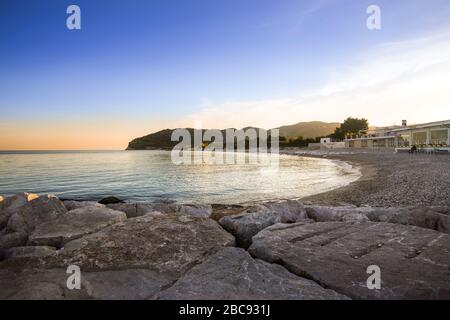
top-left (429, 207), bottom-right (450, 216)
top-left (83, 269), bottom-right (175, 300)
top-left (367, 207), bottom-right (450, 234)
top-left (262, 200), bottom-right (308, 219)
top-left (63, 200), bottom-right (105, 211)
top-left (219, 200), bottom-right (307, 248)
top-left (5, 195), bottom-right (67, 237)
top-left (0, 267), bottom-right (83, 300)
top-left (138, 203), bottom-right (180, 214)
top-left (0, 232), bottom-right (28, 251)
top-left (342, 213), bottom-right (369, 223)
top-left (29, 207), bottom-right (127, 247)
top-left (0, 266), bottom-right (175, 300)
top-left (156, 247), bottom-right (348, 300)
top-left (305, 206), bottom-right (371, 222)
top-left (249, 221), bottom-right (450, 299)
top-left (210, 204), bottom-right (246, 221)
top-left (107, 202), bottom-right (180, 218)
top-left (52, 214), bottom-right (235, 275)
top-left (179, 204), bottom-right (213, 218)
top-left (0, 193), bottom-right (39, 229)
top-left (107, 203), bottom-right (138, 218)
top-left (2, 246), bottom-right (57, 260)
top-left (306, 206), bottom-right (450, 233)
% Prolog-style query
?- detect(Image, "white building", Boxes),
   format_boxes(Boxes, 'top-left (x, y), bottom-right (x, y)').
top-left (345, 120), bottom-right (450, 149)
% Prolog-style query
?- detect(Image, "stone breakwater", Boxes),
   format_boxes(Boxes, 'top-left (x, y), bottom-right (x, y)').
top-left (1, 193), bottom-right (450, 300)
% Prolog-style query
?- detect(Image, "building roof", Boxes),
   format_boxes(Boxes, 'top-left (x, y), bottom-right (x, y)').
top-left (391, 119), bottom-right (450, 132)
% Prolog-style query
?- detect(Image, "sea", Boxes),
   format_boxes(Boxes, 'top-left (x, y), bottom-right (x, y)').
top-left (0, 150), bottom-right (360, 204)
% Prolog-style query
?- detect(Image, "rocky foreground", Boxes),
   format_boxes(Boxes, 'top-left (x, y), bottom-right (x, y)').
top-left (1, 193), bottom-right (450, 300)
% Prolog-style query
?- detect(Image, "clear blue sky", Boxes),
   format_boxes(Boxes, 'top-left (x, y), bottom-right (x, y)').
top-left (1, 0), bottom-right (450, 149)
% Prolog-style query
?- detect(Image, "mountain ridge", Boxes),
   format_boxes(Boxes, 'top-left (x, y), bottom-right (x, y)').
top-left (126, 121), bottom-right (340, 150)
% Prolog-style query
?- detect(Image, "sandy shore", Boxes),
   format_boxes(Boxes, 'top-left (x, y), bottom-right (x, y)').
top-left (283, 149), bottom-right (450, 207)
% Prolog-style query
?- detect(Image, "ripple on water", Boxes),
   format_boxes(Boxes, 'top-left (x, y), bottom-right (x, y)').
top-left (0, 150), bottom-right (360, 204)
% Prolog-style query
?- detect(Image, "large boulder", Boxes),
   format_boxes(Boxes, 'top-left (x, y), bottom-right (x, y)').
top-left (0, 213), bottom-right (235, 299)
top-left (29, 207), bottom-right (127, 247)
top-left (0, 266), bottom-right (174, 300)
top-left (249, 221), bottom-right (450, 299)
top-left (305, 206), bottom-right (366, 222)
top-left (0, 267), bottom-right (85, 300)
top-left (108, 202), bottom-right (212, 219)
top-left (82, 269), bottom-right (175, 300)
top-left (0, 193), bottom-right (39, 229)
top-left (219, 200), bottom-right (308, 248)
top-left (156, 247), bottom-right (348, 300)
top-left (5, 194), bottom-right (67, 237)
top-left (0, 232), bottom-right (28, 251)
top-left (63, 201), bottom-right (105, 211)
top-left (367, 207), bottom-right (450, 233)
top-left (51, 214), bottom-right (235, 275)
top-left (2, 246), bottom-right (57, 260)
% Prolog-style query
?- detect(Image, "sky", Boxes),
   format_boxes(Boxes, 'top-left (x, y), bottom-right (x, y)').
top-left (1, 0), bottom-right (450, 150)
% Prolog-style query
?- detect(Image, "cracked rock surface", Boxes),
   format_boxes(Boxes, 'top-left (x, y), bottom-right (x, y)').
top-left (49, 214), bottom-right (235, 275)
top-left (156, 247), bottom-right (349, 300)
top-left (249, 221), bottom-right (450, 299)
top-left (29, 207), bottom-right (127, 248)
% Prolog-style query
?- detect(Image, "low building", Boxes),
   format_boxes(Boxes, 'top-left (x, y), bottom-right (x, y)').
top-left (308, 138), bottom-right (346, 149)
top-left (345, 120), bottom-right (450, 149)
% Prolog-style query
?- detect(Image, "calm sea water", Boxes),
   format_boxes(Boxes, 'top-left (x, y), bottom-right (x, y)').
top-left (0, 150), bottom-right (360, 204)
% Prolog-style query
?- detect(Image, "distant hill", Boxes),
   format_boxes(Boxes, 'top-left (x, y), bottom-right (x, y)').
top-left (278, 121), bottom-right (340, 139)
top-left (126, 121), bottom-right (340, 150)
top-left (127, 129), bottom-right (179, 150)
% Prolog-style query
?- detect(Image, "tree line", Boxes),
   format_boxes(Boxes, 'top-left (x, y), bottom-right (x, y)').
top-left (280, 117), bottom-right (369, 147)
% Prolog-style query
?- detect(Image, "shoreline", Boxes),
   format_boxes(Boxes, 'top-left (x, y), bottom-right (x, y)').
top-left (287, 148), bottom-right (450, 207)
top-left (0, 150), bottom-right (362, 206)
top-left (1, 148), bottom-right (449, 207)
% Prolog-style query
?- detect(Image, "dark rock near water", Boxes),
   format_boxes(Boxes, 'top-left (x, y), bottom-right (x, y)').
top-left (98, 196), bottom-right (124, 205)
top-left (156, 247), bottom-right (348, 300)
top-left (219, 200), bottom-right (308, 248)
top-left (249, 221), bottom-right (450, 299)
